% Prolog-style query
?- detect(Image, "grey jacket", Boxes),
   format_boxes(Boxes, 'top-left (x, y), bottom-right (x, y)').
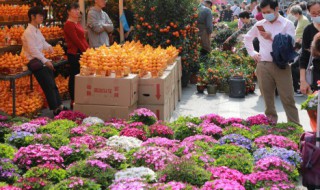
top-left (87, 7), bottom-right (114, 48)
top-left (197, 5), bottom-right (213, 34)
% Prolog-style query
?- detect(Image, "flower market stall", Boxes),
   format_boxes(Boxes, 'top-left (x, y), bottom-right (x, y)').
top-left (0, 109), bottom-right (304, 189)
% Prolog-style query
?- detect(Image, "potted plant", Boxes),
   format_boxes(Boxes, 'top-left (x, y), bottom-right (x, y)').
top-left (196, 76), bottom-right (207, 94)
top-left (206, 68), bottom-right (219, 95)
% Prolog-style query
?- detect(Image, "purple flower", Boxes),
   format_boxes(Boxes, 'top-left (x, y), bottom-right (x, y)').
top-left (12, 123), bottom-right (40, 133)
top-left (219, 134), bottom-right (252, 150)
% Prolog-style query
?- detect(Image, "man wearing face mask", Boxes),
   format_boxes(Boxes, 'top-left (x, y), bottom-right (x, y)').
top-left (243, 0), bottom-right (300, 125)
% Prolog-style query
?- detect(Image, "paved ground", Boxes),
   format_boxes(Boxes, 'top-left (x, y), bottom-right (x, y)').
top-left (172, 85), bottom-right (311, 132)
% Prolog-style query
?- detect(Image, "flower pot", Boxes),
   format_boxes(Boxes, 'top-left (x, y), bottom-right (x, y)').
top-left (197, 85), bottom-right (206, 93)
top-left (207, 84), bottom-right (218, 95)
top-left (181, 72), bottom-right (191, 88)
top-left (307, 110), bottom-right (317, 132)
top-left (190, 73), bottom-right (198, 84)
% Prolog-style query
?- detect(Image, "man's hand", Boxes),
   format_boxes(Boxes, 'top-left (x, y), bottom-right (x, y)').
top-left (224, 37), bottom-right (231, 44)
top-left (124, 32), bottom-right (130, 39)
top-left (300, 80), bottom-right (312, 95)
top-left (48, 46), bottom-right (54, 54)
top-left (45, 61), bottom-right (55, 71)
top-left (260, 31), bottom-right (272, 41)
top-left (252, 53), bottom-right (261, 63)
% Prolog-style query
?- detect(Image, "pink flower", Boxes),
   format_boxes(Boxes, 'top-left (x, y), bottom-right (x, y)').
top-left (207, 166), bottom-right (246, 185)
top-left (254, 135), bottom-right (298, 151)
top-left (70, 135), bottom-right (107, 149)
top-left (120, 127), bottom-right (148, 141)
top-left (142, 137), bottom-right (180, 151)
top-left (200, 122), bottom-right (223, 137)
top-left (246, 114), bottom-right (273, 126)
top-left (245, 170), bottom-right (289, 185)
top-left (201, 179), bottom-right (245, 190)
top-left (254, 156), bottom-right (294, 172)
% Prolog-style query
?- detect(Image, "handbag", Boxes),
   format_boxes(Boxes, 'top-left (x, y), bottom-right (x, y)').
top-left (27, 58), bottom-right (44, 72)
top-left (306, 56), bottom-right (314, 85)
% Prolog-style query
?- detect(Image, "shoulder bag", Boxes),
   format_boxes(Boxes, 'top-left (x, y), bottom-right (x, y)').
top-left (27, 58), bottom-right (44, 72)
top-left (306, 55), bottom-right (314, 85)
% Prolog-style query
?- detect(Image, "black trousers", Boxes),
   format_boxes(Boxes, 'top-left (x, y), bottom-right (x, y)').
top-left (291, 61), bottom-right (300, 92)
top-left (67, 53), bottom-right (81, 101)
top-left (33, 66), bottom-right (62, 110)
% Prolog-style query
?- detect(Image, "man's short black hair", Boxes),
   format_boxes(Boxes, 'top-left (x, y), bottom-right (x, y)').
top-left (204, 0), bottom-right (213, 7)
top-left (299, 2), bottom-right (307, 11)
top-left (66, 2), bottom-right (79, 11)
top-left (28, 6), bottom-right (44, 22)
top-left (239, 11), bottom-right (251, 19)
top-left (307, 0), bottom-right (320, 12)
top-left (260, 0), bottom-right (279, 10)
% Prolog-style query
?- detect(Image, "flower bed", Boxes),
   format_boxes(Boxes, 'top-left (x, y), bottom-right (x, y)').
top-left (0, 110), bottom-right (303, 189)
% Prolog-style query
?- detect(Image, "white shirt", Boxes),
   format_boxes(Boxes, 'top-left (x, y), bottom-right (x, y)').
top-left (243, 15), bottom-right (295, 62)
top-left (231, 5), bottom-right (241, 16)
top-left (251, 5), bottom-right (258, 17)
top-left (21, 24), bottom-right (52, 64)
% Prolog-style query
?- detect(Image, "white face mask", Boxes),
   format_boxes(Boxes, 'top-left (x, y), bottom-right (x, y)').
top-left (263, 12), bottom-right (276, 22)
top-left (312, 16), bottom-right (320, 24)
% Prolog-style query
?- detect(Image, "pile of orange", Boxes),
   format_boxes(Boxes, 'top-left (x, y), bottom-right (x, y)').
top-left (0, 5), bottom-right (29, 21)
top-left (0, 90), bottom-right (43, 116)
top-left (55, 75), bottom-right (69, 94)
top-left (0, 53), bottom-right (28, 74)
top-left (40, 26), bottom-right (64, 40)
top-left (79, 41), bottom-right (179, 78)
top-left (8, 26), bottom-right (25, 45)
top-left (43, 44), bottom-right (65, 61)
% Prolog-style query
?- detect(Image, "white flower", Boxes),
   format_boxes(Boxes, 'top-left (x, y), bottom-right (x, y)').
top-left (106, 136), bottom-right (142, 152)
top-left (82, 117), bottom-right (104, 125)
top-left (115, 167), bottom-right (157, 182)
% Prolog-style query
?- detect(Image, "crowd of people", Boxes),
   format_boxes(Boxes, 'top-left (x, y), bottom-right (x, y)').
top-left (198, 0), bottom-right (320, 125)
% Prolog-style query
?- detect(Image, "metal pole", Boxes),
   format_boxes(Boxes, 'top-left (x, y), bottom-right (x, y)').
top-left (119, 0), bottom-right (124, 43)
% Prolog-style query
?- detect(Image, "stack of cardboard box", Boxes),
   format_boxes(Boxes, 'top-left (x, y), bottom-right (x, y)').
top-left (138, 60), bottom-right (180, 121)
top-left (73, 74), bottom-right (138, 121)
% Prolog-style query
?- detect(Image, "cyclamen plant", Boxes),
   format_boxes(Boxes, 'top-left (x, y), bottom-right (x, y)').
top-left (200, 114), bottom-right (225, 125)
top-left (59, 144), bottom-right (92, 165)
top-left (91, 148), bottom-right (126, 169)
top-left (200, 122), bottom-right (223, 138)
top-left (0, 158), bottom-right (21, 184)
top-left (254, 135), bottom-right (298, 151)
top-left (129, 108), bottom-right (158, 126)
top-left (13, 144), bottom-right (64, 170)
top-left (253, 147), bottom-right (302, 167)
top-left (54, 111), bottom-right (86, 124)
top-left (142, 137), bottom-right (180, 152)
top-left (254, 156), bottom-right (299, 181)
top-left (70, 135), bottom-right (107, 149)
top-left (245, 170), bottom-right (290, 189)
top-left (120, 127), bottom-right (148, 141)
top-left (207, 166), bottom-right (246, 185)
top-left (149, 124), bottom-right (174, 139)
top-left (109, 178), bottom-right (149, 190)
top-left (133, 146), bottom-right (178, 171)
top-left (11, 123), bottom-right (40, 133)
top-left (115, 167), bottom-right (157, 182)
top-left (219, 134), bottom-right (253, 150)
top-left (201, 179), bottom-right (245, 190)
top-left (246, 114), bottom-right (273, 126)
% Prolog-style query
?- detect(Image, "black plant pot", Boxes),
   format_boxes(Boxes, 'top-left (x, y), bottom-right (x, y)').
top-left (197, 85), bottom-right (206, 93)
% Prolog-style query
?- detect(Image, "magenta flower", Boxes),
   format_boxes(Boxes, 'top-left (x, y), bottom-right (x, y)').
top-left (207, 166), bottom-right (246, 185)
top-left (0, 186), bottom-right (22, 190)
top-left (109, 178), bottom-right (148, 190)
top-left (245, 170), bottom-right (289, 185)
top-left (12, 123), bottom-right (40, 133)
top-left (221, 117), bottom-right (244, 126)
top-left (177, 135), bottom-right (218, 155)
top-left (54, 111), bottom-right (86, 124)
top-left (200, 114), bottom-right (225, 125)
top-left (120, 127), bottom-right (148, 141)
top-left (254, 135), bottom-right (298, 151)
top-left (86, 160), bottom-right (111, 171)
top-left (70, 135), bottom-right (107, 149)
top-left (246, 114), bottom-right (273, 126)
top-left (149, 124), bottom-right (174, 138)
top-left (230, 123), bottom-right (251, 131)
top-left (133, 146), bottom-right (178, 171)
top-left (254, 156), bottom-right (294, 172)
top-left (130, 108), bottom-right (157, 118)
top-left (13, 144), bottom-right (64, 169)
top-left (142, 137), bottom-right (180, 151)
top-left (70, 125), bottom-right (89, 136)
top-left (29, 117), bottom-right (50, 126)
top-left (201, 179), bottom-right (245, 190)
top-left (200, 122), bottom-right (223, 137)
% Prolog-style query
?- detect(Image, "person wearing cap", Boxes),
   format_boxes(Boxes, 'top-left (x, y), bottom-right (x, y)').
top-left (87, 0), bottom-right (114, 48)
top-left (198, 0), bottom-right (213, 55)
top-left (21, 6), bottom-right (66, 116)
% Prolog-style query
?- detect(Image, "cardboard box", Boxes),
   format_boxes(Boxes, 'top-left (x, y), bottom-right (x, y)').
top-left (74, 103), bottom-right (137, 121)
top-left (75, 74), bottom-right (138, 106)
top-left (138, 101), bottom-right (171, 121)
top-left (178, 80), bottom-right (182, 101)
top-left (165, 61), bottom-right (178, 82)
top-left (169, 89), bottom-right (175, 114)
top-left (174, 86), bottom-right (179, 109)
top-left (176, 57), bottom-right (182, 79)
top-left (138, 70), bottom-right (174, 105)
